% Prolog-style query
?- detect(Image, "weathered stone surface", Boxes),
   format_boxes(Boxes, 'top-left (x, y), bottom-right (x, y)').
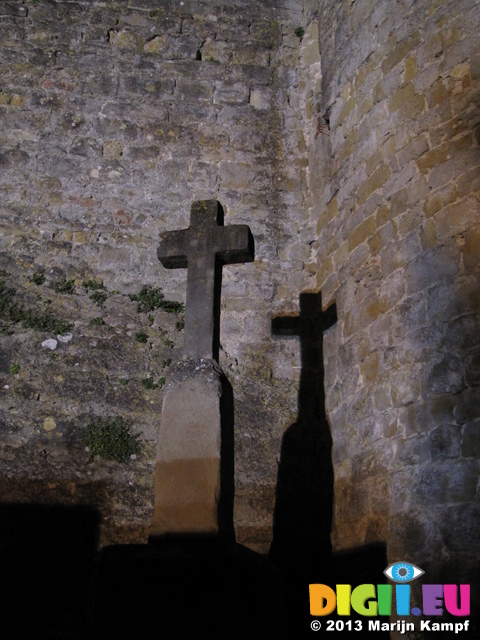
top-left (151, 359), bottom-right (226, 538)
top-left (312, 2), bottom-right (480, 622)
top-left (0, 0), bottom-right (312, 552)
top-left (157, 200), bottom-right (254, 360)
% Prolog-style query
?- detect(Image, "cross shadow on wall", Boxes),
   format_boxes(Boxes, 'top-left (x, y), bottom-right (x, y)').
top-left (269, 292), bottom-right (389, 638)
top-left (269, 291), bottom-right (336, 578)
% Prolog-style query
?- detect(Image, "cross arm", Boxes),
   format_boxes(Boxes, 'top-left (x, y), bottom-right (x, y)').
top-left (157, 229), bottom-right (189, 269)
top-left (216, 225), bottom-right (254, 265)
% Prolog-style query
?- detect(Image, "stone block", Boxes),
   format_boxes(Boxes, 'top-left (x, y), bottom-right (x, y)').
top-left (219, 161), bottom-right (258, 190)
top-left (435, 196), bottom-right (479, 240)
top-left (424, 355), bottom-right (465, 398)
top-left (175, 79), bottom-right (214, 102)
top-left (333, 240), bottom-right (348, 267)
top-left (319, 272), bottom-right (339, 303)
top-left (404, 244), bottom-right (459, 294)
top-left (389, 188), bottom-right (409, 217)
top-left (430, 424), bottom-right (462, 460)
top-left (102, 140), bottom-right (124, 161)
top-left (249, 88), bottom-right (270, 110)
top-left (420, 218), bottom-right (437, 250)
top-left (382, 32), bottom-right (421, 75)
top-left (426, 78), bottom-right (449, 108)
top-left (368, 221), bottom-right (396, 256)
top-left (337, 129), bottom-right (359, 164)
top-left (400, 401), bottom-right (430, 437)
top-left (408, 175), bottom-right (430, 203)
top-left (359, 96), bottom-right (374, 117)
top-left (396, 93), bottom-right (428, 129)
top-left (365, 148), bottom-right (382, 176)
top-left (428, 149), bottom-right (479, 190)
top-left (354, 59), bottom-right (375, 92)
top-left (343, 290), bottom-right (388, 337)
top-left (396, 134), bottom-right (429, 166)
top-left (375, 386), bottom-right (393, 413)
top-left (404, 55), bottom-right (418, 82)
top-left (396, 435), bottom-right (431, 466)
top-left (301, 20), bottom-right (320, 66)
top-left (457, 165), bottom-right (480, 198)
top-left (336, 96), bottom-right (356, 127)
top-left (347, 214), bottom-right (377, 252)
top-left (108, 29), bottom-right (137, 50)
top-left (461, 421), bottom-right (480, 458)
top-left (151, 360), bottom-right (229, 538)
top-left (454, 387), bottom-right (480, 425)
top-left (423, 183), bottom-right (457, 217)
top-left (356, 164), bottom-right (392, 205)
top-left (437, 503), bottom-right (480, 554)
top-left (417, 144), bottom-right (448, 174)
top-left (233, 46), bottom-right (269, 66)
top-left (200, 39), bottom-right (232, 64)
top-left (417, 32), bottom-right (443, 67)
top-left (213, 82), bottom-right (249, 105)
top-left (360, 350), bottom-right (380, 384)
top-left (463, 226), bottom-right (480, 270)
top-left (391, 366), bottom-right (422, 408)
top-left (151, 35), bottom-right (198, 61)
top-left (387, 82), bottom-right (415, 113)
top-left (443, 460), bottom-right (479, 502)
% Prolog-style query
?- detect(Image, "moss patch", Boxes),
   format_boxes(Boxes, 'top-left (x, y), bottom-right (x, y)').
top-left (51, 278), bottom-right (76, 294)
top-left (141, 376), bottom-right (165, 390)
top-left (89, 291), bottom-right (108, 306)
top-left (0, 280), bottom-right (71, 334)
top-left (80, 416), bottom-right (142, 463)
top-left (30, 271), bottom-right (46, 286)
top-left (129, 285), bottom-right (184, 315)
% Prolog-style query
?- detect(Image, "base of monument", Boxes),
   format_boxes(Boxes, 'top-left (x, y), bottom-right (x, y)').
top-left (88, 539), bottom-right (284, 640)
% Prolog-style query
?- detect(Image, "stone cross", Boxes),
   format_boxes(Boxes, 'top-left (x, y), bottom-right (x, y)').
top-left (151, 200), bottom-right (253, 540)
top-left (157, 199), bottom-right (254, 360)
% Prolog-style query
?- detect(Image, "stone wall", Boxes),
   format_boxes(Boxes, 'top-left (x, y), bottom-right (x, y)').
top-left (1, 0), bottom-right (479, 604)
top-left (0, 0), bottom-right (313, 550)
top-left (304, 0), bottom-right (480, 597)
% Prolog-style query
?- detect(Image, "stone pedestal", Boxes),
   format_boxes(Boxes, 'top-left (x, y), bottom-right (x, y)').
top-left (150, 359), bottom-right (234, 540)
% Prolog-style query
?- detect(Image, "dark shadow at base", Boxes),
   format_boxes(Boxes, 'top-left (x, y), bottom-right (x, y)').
top-left (0, 503), bottom-right (100, 640)
top-left (277, 542), bottom-right (390, 639)
top-left (88, 540), bottom-right (284, 640)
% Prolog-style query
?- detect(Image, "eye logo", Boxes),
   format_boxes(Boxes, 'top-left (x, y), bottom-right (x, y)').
top-left (384, 562), bottom-right (424, 583)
